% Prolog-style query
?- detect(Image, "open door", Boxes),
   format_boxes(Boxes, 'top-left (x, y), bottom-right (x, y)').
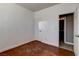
top-left (59, 14), bottom-right (74, 51)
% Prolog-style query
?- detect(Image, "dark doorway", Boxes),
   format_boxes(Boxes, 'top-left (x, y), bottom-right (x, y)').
top-left (59, 20), bottom-right (64, 45)
top-left (59, 13), bottom-right (74, 51)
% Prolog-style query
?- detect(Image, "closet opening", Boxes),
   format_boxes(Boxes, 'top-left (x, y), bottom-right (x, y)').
top-left (59, 13), bottom-right (74, 52)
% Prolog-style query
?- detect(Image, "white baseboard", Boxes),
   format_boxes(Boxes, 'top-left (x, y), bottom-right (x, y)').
top-left (65, 42), bottom-right (74, 45)
top-left (37, 40), bottom-right (59, 47)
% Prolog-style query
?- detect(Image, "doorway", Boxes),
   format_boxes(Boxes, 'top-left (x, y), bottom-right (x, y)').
top-left (59, 13), bottom-right (74, 51)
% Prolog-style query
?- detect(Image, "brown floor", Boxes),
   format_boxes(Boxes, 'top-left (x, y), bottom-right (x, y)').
top-left (0, 40), bottom-right (74, 56)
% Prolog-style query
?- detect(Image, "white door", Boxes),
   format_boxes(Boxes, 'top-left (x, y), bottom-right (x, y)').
top-left (38, 21), bottom-right (47, 41)
top-left (74, 5), bottom-right (79, 56)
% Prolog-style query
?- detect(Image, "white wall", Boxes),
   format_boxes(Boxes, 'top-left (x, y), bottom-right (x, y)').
top-left (35, 3), bottom-right (77, 47)
top-left (0, 3), bottom-right (34, 52)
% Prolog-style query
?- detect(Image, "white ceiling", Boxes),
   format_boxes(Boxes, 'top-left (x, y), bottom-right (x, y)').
top-left (17, 3), bottom-right (58, 12)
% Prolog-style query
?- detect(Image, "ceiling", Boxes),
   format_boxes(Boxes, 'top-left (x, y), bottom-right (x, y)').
top-left (17, 3), bottom-right (59, 12)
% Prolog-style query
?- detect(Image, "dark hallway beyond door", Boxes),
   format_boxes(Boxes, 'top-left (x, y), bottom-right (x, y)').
top-left (59, 20), bottom-right (64, 45)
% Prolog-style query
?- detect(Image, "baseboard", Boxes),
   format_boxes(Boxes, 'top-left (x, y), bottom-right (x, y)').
top-left (65, 42), bottom-right (74, 45)
top-left (36, 40), bottom-right (59, 48)
top-left (0, 39), bottom-right (35, 53)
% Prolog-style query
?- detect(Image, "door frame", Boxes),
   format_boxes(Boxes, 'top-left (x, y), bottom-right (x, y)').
top-left (59, 13), bottom-right (74, 46)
